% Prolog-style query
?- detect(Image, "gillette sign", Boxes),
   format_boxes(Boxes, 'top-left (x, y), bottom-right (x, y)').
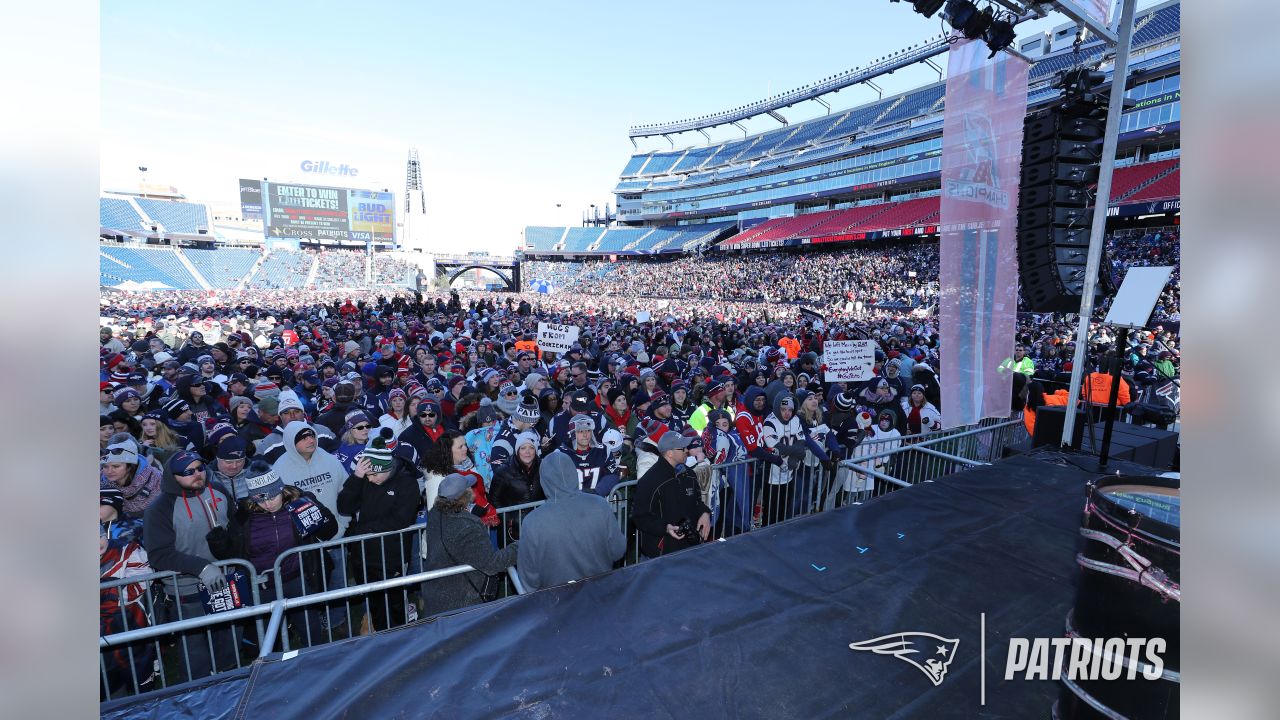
top-left (300, 160), bottom-right (359, 177)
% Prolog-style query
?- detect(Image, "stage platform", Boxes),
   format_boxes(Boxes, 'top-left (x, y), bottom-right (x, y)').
top-left (104, 450), bottom-right (1158, 719)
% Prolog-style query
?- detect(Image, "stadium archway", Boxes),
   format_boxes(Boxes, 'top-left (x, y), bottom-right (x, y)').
top-left (443, 265), bottom-right (516, 291)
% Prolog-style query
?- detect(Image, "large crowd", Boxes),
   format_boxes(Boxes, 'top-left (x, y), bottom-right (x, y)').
top-left (97, 232), bottom-right (1180, 699)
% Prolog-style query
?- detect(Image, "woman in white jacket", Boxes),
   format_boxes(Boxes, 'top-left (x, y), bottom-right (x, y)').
top-left (378, 388), bottom-right (413, 438)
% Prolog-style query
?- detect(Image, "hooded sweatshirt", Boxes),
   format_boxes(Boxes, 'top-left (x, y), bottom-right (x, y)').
top-left (142, 469), bottom-right (237, 597)
top-left (517, 451), bottom-right (626, 591)
top-left (271, 421), bottom-right (352, 537)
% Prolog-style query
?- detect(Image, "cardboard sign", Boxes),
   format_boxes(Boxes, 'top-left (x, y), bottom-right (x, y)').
top-left (537, 322), bottom-right (580, 354)
top-left (287, 498), bottom-right (326, 536)
top-left (823, 340), bottom-right (876, 382)
top-left (636, 311), bottom-right (651, 324)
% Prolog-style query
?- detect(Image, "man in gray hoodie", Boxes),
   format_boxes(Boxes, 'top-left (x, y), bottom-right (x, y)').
top-left (270, 421), bottom-right (350, 537)
top-left (517, 450), bottom-right (627, 591)
top-left (143, 451), bottom-right (240, 681)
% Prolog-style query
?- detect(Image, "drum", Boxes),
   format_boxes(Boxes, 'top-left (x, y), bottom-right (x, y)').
top-left (1054, 475), bottom-right (1180, 720)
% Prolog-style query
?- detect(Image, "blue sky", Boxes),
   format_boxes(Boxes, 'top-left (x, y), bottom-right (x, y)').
top-left (101, 1), bottom-right (1131, 254)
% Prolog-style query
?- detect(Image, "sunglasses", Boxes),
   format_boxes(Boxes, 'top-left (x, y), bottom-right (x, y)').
top-left (419, 411), bottom-right (437, 418)
top-left (174, 464), bottom-right (204, 476)
top-left (104, 446), bottom-right (133, 456)
top-left (353, 424), bottom-right (371, 431)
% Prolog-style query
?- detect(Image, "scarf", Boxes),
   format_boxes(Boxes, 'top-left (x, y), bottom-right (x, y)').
top-left (604, 405), bottom-right (632, 429)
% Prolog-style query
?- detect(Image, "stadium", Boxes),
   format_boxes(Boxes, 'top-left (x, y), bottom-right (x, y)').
top-left (97, 2), bottom-right (1182, 719)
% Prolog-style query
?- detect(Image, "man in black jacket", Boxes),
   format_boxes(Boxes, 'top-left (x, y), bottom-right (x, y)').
top-left (632, 432), bottom-right (711, 559)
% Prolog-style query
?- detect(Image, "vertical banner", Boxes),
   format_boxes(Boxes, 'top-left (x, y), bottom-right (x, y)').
top-left (939, 38), bottom-right (1029, 428)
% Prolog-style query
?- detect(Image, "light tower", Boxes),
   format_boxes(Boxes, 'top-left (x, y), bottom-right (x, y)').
top-left (404, 147), bottom-right (428, 253)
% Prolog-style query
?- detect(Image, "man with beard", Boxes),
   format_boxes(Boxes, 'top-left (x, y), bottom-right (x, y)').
top-left (143, 451), bottom-right (240, 680)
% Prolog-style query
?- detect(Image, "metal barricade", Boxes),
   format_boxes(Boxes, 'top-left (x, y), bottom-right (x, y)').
top-left (99, 558), bottom-right (260, 700)
top-left (101, 417), bottom-right (1031, 703)
top-left (101, 563), bottom-right (481, 702)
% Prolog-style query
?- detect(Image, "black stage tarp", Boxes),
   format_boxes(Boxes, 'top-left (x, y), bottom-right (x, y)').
top-left (104, 450), bottom-right (1151, 719)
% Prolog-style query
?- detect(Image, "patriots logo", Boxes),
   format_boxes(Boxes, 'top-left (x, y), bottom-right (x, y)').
top-left (848, 632), bottom-right (960, 686)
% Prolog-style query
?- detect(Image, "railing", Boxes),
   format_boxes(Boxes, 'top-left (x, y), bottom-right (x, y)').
top-left (101, 417), bottom-right (1027, 702)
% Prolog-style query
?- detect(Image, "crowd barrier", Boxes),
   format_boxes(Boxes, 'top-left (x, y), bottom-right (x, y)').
top-left (101, 416), bottom-right (1027, 701)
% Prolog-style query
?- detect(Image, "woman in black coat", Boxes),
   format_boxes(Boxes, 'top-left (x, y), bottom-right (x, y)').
top-left (488, 433), bottom-right (545, 541)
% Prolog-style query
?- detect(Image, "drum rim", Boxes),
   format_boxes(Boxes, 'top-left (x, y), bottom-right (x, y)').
top-left (1089, 475), bottom-right (1181, 545)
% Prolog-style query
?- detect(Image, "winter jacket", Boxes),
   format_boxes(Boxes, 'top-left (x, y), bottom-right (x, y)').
top-left (517, 451), bottom-right (625, 591)
top-left (271, 421), bottom-right (352, 537)
top-left (207, 488), bottom-right (338, 585)
top-left (336, 462), bottom-right (420, 575)
top-left (142, 468), bottom-right (238, 598)
top-left (101, 457), bottom-right (164, 517)
top-left (762, 392), bottom-right (819, 485)
top-left (489, 456), bottom-right (545, 508)
top-left (464, 424), bottom-right (499, 488)
top-left (633, 454), bottom-right (711, 559)
top-left (420, 504), bottom-right (519, 617)
top-left (398, 419), bottom-right (445, 468)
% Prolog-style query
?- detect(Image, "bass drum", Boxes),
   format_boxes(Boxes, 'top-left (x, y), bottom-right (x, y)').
top-left (1054, 475), bottom-right (1180, 720)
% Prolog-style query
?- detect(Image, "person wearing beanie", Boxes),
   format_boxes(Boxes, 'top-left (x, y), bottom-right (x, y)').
top-left (489, 430), bottom-right (545, 514)
top-left (488, 394), bottom-right (545, 473)
top-left (688, 377), bottom-right (732, 434)
top-left (270, 421), bottom-right (351, 539)
top-left (100, 433), bottom-right (164, 518)
top-left (901, 384), bottom-right (942, 436)
top-left (100, 381), bottom-right (118, 417)
top-left (332, 411), bottom-right (375, 475)
top-left (548, 388), bottom-right (605, 452)
top-left (702, 407), bottom-right (753, 535)
top-left (338, 429), bottom-right (423, 633)
top-left (227, 395), bottom-right (269, 452)
top-left (378, 388), bottom-right (413, 439)
top-left (494, 381), bottom-right (521, 417)
top-left (517, 449), bottom-right (626, 591)
top-left (761, 391), bottom-right (828, 526)
top-left (398, 396), bottom-right (447, 470)
top-left (559, 414), bottom-right (622, 497)
top-left (100, 497), bottom-right (155, 697)
top-left (522, 371), bottom-right (548, 397)
top-left (206, 458), bottom-right (338, 643)
top-left (142, 450), bottom-right (240, 680)
top-left (462, 398), bottom-right (502, 489)
top-left (669, 381), bottom-right (695, 427)
top-left (175, 373), bottom-right (224, 425)
top-left (253, 389), bottom-right (337, 463)
top-left (420, 472), bottom-right (519, 617)
top-left (315, 380), bottom-right (361, 438)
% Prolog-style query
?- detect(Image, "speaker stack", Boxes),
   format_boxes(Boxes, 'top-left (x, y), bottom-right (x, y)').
top-left (1018, 69), bottom-right (1115, 313)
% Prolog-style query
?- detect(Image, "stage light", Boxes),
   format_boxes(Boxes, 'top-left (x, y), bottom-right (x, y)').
top-left (984, 15), bottom-right (1016, 57)
top-left (913, 0), bottom-right (947, 18)
top-left (945, 0), bottom-right (993, 39)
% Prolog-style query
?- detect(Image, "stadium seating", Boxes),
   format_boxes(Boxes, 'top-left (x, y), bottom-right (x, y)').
top-left (183, 248), bottom-right (260, 288)
top-left (524, 227), bottom-right (565, 252)
top-left (136, 198), bottom-right (209, 234)
top-left (312, 249), bottom-right (366, 288)
top-left (1108, 159), bottom-right (1179, 202)
top-left (99, 245), bottom-right (202, 289)
top-left (615, 3), bottom-right (1179, 189)
top-left (100, 198), bottom-right (145, 231)
top-left (853, 197), bottom-right (938, 232)
top-left (1125, 167), bottom-right (1180, 202)
top-left (720, 197), bottom-right (939, 247)
top-left (247, 250), bottom-right (312, 289)
top-left (594, 227), bottom-right (651, 252)
top-left (562, 227), bottom-right (606, 252)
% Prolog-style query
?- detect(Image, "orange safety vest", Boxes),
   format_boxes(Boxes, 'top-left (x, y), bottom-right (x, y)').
top-left (1023, 390), bottom-right (1071, 437)
top-left (515, 339), bottom-right (541, 360)
top-left (1083, 372), bottom-right (1130, 407)
top-left (779, 337), bottom-right (800, 360)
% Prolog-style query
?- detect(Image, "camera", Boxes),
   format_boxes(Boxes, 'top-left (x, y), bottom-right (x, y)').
top-left (677, 518), bottom-right (701, 545)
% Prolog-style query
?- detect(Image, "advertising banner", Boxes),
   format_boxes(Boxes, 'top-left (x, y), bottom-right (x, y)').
top-left (265, 182), bottom-right (350, 241)
top-left (938, 38), bottom-right (1029, 428)
top-left (238, 178), bottom-right (263, 221)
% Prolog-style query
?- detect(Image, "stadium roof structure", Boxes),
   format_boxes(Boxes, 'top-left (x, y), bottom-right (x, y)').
top-left (627, 0), bottom-right (1141, 142)
top-left (627, 34), bottom-right (952, 140)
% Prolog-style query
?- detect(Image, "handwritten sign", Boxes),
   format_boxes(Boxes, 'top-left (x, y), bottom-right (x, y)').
top-left (823, 340), bottom-right (876, 382)
top-left (537, 322), bottom-right (580, 354)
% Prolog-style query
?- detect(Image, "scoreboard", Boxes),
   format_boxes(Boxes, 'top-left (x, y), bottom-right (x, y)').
top-left (239, 178), bottom-right (395, 243)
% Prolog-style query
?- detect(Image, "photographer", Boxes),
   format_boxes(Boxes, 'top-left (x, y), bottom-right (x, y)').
top-left (632, 431), bottom-right (711, 559)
